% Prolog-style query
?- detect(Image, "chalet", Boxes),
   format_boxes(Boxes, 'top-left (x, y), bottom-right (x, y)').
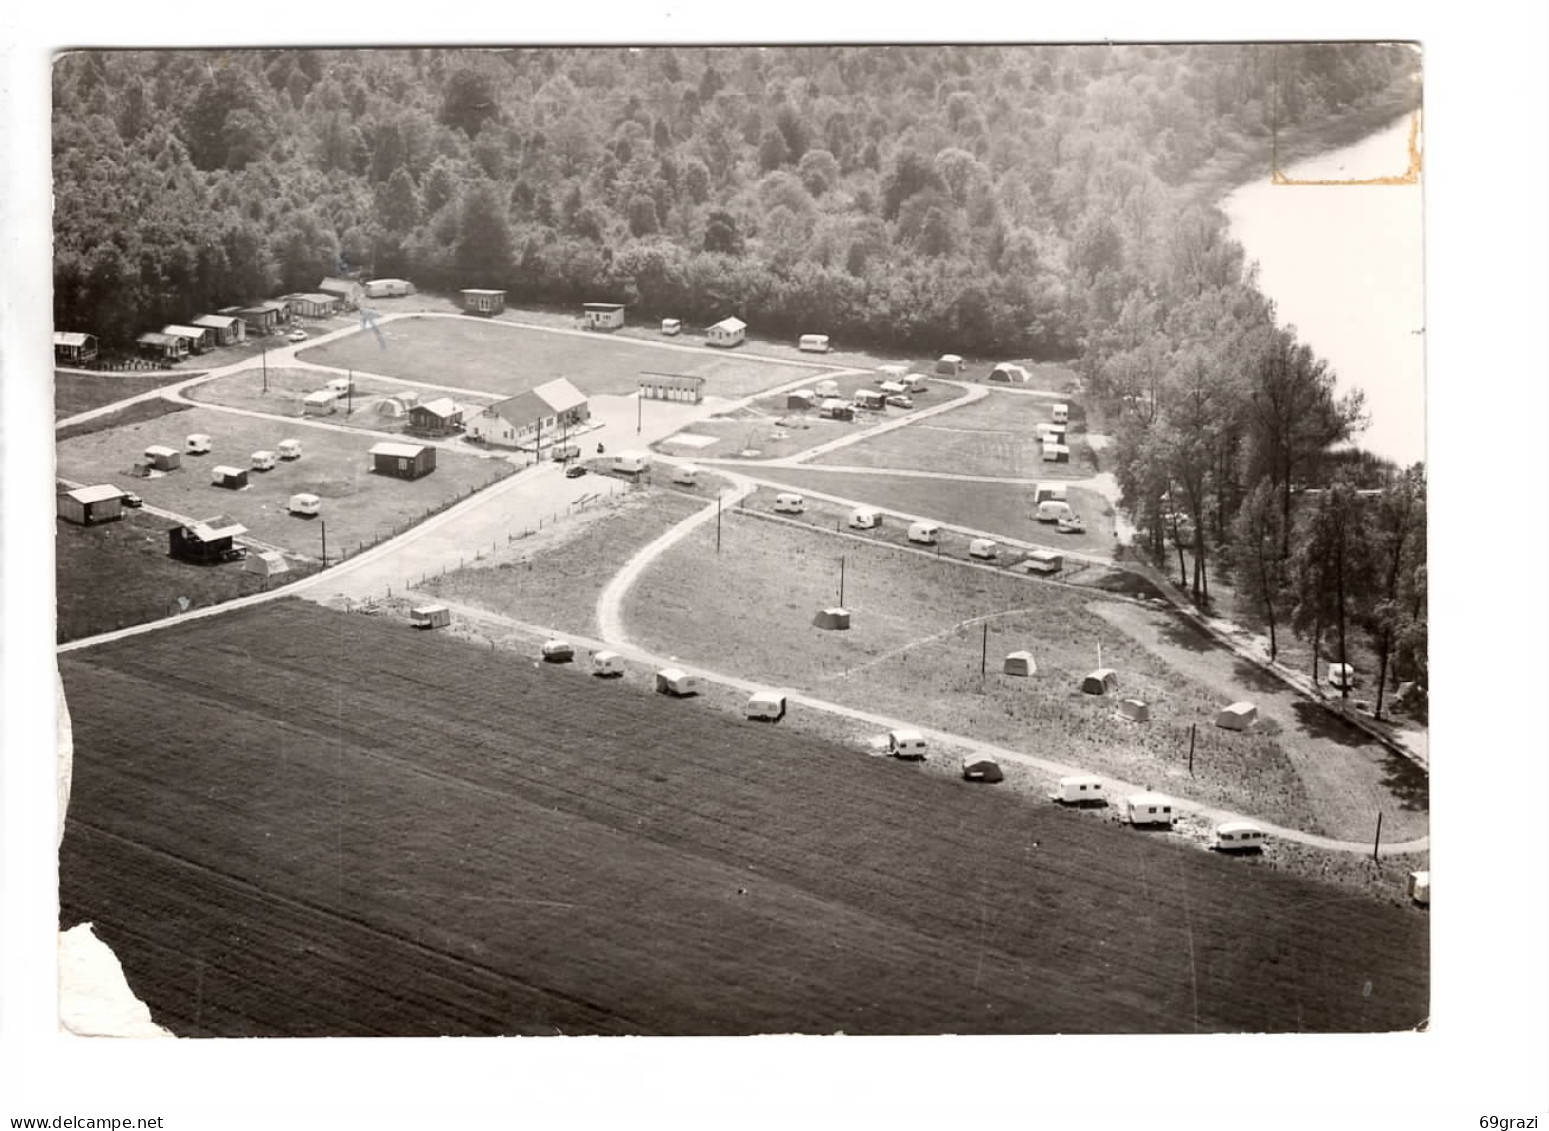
top-left (370, 441), bottom-right (436, 480)
top-left (460, 289), bottom-right (507, 316)
top-left (282, 293), bottom-right (341, 318)
top-left (162, 324), bottom-right (214, 353)
top-left (136, 332), bottom-right (189, 362)
top-left (53, 331), bottom-right (98, 365)
top-left (706, 317), bottom-right (746, 348)
top-left (224, 301), bottom-right (288, 335)
top-left (317, 277), bottom-right (364, 307)
top-left (57, 485), bottom-right (125, 526)
top-left (465, 378), bottom-right (589, 449)
top-left (408, 398), bottom-right (464, 435)
top-left (582, 302), bottom-right (625, 330)
top-left (191, 314), bottom-right (244, 346)
top-left (168, 515), bottom-right (248, 565)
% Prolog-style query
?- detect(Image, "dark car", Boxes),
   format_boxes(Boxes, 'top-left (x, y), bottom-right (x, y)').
top-left (122, 492), bottom-right (144, 508)
top-left (564, 465), bottom-right (586, 479)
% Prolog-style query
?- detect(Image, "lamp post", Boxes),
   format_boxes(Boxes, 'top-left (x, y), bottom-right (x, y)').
top-left (320, 519), bottom-right (327, 567)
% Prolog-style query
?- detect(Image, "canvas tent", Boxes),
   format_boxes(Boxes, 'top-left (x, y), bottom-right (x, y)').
top-left (961, 756), bottom-right (1004, 783)
top-left (1002, 651), bottom-right (1037, 677)
top-left (813, 607), bottom-right (851, 630)
top-left (1215, 702), bottom-right (1259, 731)
top-left (1117, 698), bottom-right (1151, 722)
top-left (243, 551), bottom-right (290, 579)
top-left (988, 363), bottom-right (1030, 384)
top-left (1081, 669), bottom-right (1119, 696)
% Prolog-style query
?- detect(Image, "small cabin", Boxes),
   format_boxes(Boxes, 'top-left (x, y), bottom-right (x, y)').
top-left (887, 728), bottom-right (928, 760)
top-left (53, 331), bottom-right (99, 365)
top-left (745, 691), bottom-right (787, 722)
top-left (1023, 551), bottom-right (1064, 574)
top-left (250, 450), bottom-right (276, 471)
top-left (655, 668), bottom-right (700, 697)
top-left (592, 650), bottom-right (625, 677)
top-left (1081, 669), bottom-right (1120, 696)
top-left (849, 507), bottom-right (880, 530)
top-left (288, 493), bottom-right (321, 516)
top-left (211, 465), bottom-right (248, 489)
top-left (798, 334), bottom-right (830, 353)
top-left (541, 639), bottom-right (575, 664)
top-left (1052, 775), bottom-right (1106, 805)
top-left (410, 604), bottom-right (450, 629)
top-left (935, 354), bottom-right (965, 375)
top-left (186, 433), bottom-right (212, 455)
top-left (1124, 792), bottom-right (1176, 827)
top-left (1215, 702), bottom-right (1259, 731)
top-left (168, 516), bottom-right (247, 565)
top-left (1002, 650), bottom-right (1036, 677)
top-left (57, 485), bottom-right (125, 526)
top-left (774, 492), bottom-right (805, 514)
top-left (370, 442), bottom-right (436, 480)
top-left (907, 521), bottom-right (940, 545)
top-left (191, 314), bottom-right (244, 346)
top-left (661, 318), bottom-right (682, 336)
top-left (1117, 698), bottom-right (1151, 723)
top-left (813, 607), bottom-right (851, 631)
top-left (460, 288), bottom-right (506, 316)
top-left (583, 302), bottom-right (625, 331)
top-left (1052, 403), bottom-right (1070, 425)
top-left (961, 756), bottom-right (1003, 783)
top-left (969, 538), bottom-right (998, 560)
top-left (143, 445), bottom-right (181, 472)
top-left (1213, 822), bottom-right (1267, 853)
top-left (278, 439), bottom-right (303, 461)
top-left (163, 324), bottom-right (213, 353)
top-left (706, 317), bottom-right (746, 348)
top-left (136, 331), bottom-right (189, 363)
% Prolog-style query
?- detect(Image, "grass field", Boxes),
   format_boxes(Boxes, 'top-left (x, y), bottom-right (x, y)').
top-left (627, 515), bottom-right (1334, 830)
top-left (56, 371), bottom-right (198, 420)
top-left (654, 410), bottom-right (859, 461)
top-left (59, 599), bottom-right (1427, 1036)
top-left (738, 467), bottom-right (1118, 555)
top-left (183, 367), bottom-right (499, 434)
top-left (811, 390), bottom-right (1095, 479)
top-left (958, 360), bottom-right (1082, 394)
top-left (55, 397), bottom-right (192, 442)
top-left (55, 405), bottom-right (513, 558)
top-left (298, 316), bottom-right (819, 401)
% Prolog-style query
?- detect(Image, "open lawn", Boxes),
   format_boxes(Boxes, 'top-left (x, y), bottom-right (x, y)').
top-left (56, 371), bottom-right (197, 419)
top-left (958, 360), bottom-right (1082, 394)
top-left (55, 405), bottom-right (512, 559)
top-left (738, 467), bottom-right (1118, 556)
top-left (184, 367), bottom-right (498, 433)
top-left (55, 398), bottom-right (192, 442)
top-left (298, 316), bottom-right (818, 401)
top-left (54, 507), bottom-right (299, 642)
top-left (418, 487), bottom-right (705, 637)
top-left (813, 390), bottom-right (1096, 479)
top-left (59, 599), bottom-right (1426, 1036)
top-left (654, 410), bottom-right (858, 461)
top-left (628, 516), bottom-right (1330, 830)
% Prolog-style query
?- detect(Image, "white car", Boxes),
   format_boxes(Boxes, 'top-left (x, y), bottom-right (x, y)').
top-left (1057, 515), bottom-right (1086, 534)
top-left (286, 328), bottom-right (308, 343)
top-left (884, 394), bottom-right (914, 409)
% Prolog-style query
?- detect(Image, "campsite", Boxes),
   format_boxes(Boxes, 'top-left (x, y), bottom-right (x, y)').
top-left (58, 600), bottom-right (1428, 1037)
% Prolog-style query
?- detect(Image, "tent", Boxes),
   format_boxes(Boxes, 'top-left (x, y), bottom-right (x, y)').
top-left (988, 363), bottom-right (1030, 384)
top-left (1215, 701), bottom-right (1259, 731)
top-left (1116, 698), bottom-right (1150, 722)
top-left (243, 551), bottom-right (290, 579)
top-left (1002, 651), bottom-right (1037, 677)
top-left (1081, 669), bottom-right (1119, 696)
top-left (813, 607), bottom-right (851, 630)
top-left (961, 756), bottom-right (1004, 783)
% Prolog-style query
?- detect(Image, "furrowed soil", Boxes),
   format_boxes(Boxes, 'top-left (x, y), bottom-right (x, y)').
top-left (59, 599), bottom-right (1427, 1036)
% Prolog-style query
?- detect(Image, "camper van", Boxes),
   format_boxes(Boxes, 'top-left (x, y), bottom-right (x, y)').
top-left (1036, 500), bottom-right (1074, 523)
top-left (250, 450), bottom-right (276, 472)
top-left (968, 538), bottom-right (999, 560)
top-left (1124, 792), bottom-right (1175, 827)
top-left (774, 492), bottom-right (806, 514)
top-left (278, 439), bottom-right (303, 461)
top-left (849, 508), bottom-right (880, 530)
top-left (745, 691), bottom-right (787, 721)
top-left (186, 433), bottom-right (212, 455)
top-left (288, 493), bottom-right (321, 517)
top-left (907, 521), bottom-right (941, 545)
top-left (887, 728), bottom-right (928, 760)
top-left (1212, 822), bottom-right (1267, 852)
top-left (852, 389), bottom-right (886, 412)
top-left (1052, 775), bottom-right (1106, 805)
top-left (799, 334), bottom-right (831, 353)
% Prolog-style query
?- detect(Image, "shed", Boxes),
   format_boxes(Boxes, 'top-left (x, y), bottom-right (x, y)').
top-left (848, 507), bottom-right (880, 530)
top-left (813, 607), bottom-right (851, 631)
top-left (1123, 792), bottom-right (1176, 827)
top-left (936, 354), bottom-right (965, 375)
top-left (282, 292), bottom-right (341, 318)
top-left (1035, 484), bottom-right (1068, 504)
top-left (288, 493), bottom-right (321, 516)
top-left (370, 441), bottom-right (436, 480)
top-left (541, 639), bottom-right (575, 664)
top-left (53, 331), bottom-right (99, 365)
top-left (1042, 442), bottom-right (1071, 463)
top-left (410, 604), bottom-right (450, 629)
top-left (1052, 775), bottom-right (1106, 805)
top-left (661, 318), bottom-right (682, 336)
top-left (1002, 651), bottom-right (1037, 677)
top-left (592, 651), bottom-right (625, 677)
top-left (786, 390), bottom-right (817, 411)
top-left (655, 668), bottom-right (700, 697)
top-left (583, 302), bottom-right (625, 330)
top-left (251, 450), bottom-right (276, 471)
top-left (57, 485), bottom-right (125, 526)
top-left (1053, 403), bottom-right (1070, 425)
top-left (460, 288), bottom-right (506, 316)
top-left (211, 465), bottom-right (248, 489)
top-left (243, 550), bottom-right (290, 579)
top-left (969, 538), bottom-right (998, 559)
top-left (191, 314), bottom-right (244, 345)
top-left (303, 390), bottom-right (338, 416)
top-left (365, 278), bottom-right (415, 298)
top-left (1407, 870), bottom-right (1430, 906)
top-left (961, 756), bottom-right (1004, 783)
top-left (409, 398), bottom-right (463, 434)
top-left (162, 324), bottom-right (213, 353)
top-left (887, 728), bottom-right (928, 760)
top-left (136, 331), bottom-right (189, 362)
top-left (988, 363), bottom-right (1030, 385)
top-left (745, 691), bottom-right (787, 722)
top-left (168, 516), bottom-right (247, 564)
top-left (1326, 663), bottom-right (1356, 689)
top-left (278, 439), bottom-right (303, 460)
top-left (1023, 551), bottom-right (1064, 574)
top-left (798, 333), bottom-right (830, 353)
top-left (317, 277), bottom-right (364, 306)
top-left (1081, 668), bottom-right (1120, 696)
top-left (1116, 698), bottom-right (1151, 723)
top-left (143, 445), bottom-right (181, 472)
top-left (706, 317), bottom-right (746, 348)
top-left (1215, 702), bottom-right (1259, 731)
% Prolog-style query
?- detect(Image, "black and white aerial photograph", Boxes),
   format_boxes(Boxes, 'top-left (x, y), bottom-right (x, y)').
top-left (4, 8), bottom-right (1548, 1128)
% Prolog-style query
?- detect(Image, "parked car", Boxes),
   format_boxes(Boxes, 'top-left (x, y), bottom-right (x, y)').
top-left (564, 465), bottom-right (586, 479)
top-left (884, 394), bottom-right (914, 409)
top-left (1057, 515), bottom-right (1086, 534)
top-left (286, 328), bottom-right (308, 343)
top-left (122, 492), bottom-right (143, 509)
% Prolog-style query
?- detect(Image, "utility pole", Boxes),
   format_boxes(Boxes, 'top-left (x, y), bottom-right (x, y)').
top-left (261, 345), bottom-right (268, 393)
top-left (347, 370), bottom-right (353, 416)
top-left (1372, 812), bottom-right (1383, 862)
top-left (981, 621), bottom-right (988, 678)
top-left (320, 519), bottom-right (328, 567)
top-left (637, 391), bottom-right (642, 434)
top-left (716, 492), bottom-right (722, 554)
top-left (839, 555), bottom-right (846, 607)
top-left (1188, 723), bottom-right (1196, 775)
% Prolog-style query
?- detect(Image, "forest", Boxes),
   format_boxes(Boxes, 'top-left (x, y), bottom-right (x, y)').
top-left (51, 43), bottom-right (1426, 707)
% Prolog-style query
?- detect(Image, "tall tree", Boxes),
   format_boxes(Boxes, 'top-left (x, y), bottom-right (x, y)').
top-left (1229, 481), bottom-right (1290, 661)
top-left (454, 179), bottom-right (514, 283)
top-left (1364, 465), bottom-right (1427, 717)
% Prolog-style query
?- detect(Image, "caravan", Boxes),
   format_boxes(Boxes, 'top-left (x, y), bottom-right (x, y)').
top-left (848, 507), bottom-right (881, 530)
top-left (907, 521), bottom-right (940, 545)
top-left (774, 492), bottom-right (806, 514)
top-left (799, 334), bottom-right (831, 353)
top-left (887, 728), bottom-right (928, 760)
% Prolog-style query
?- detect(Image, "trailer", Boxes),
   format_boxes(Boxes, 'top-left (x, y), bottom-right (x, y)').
top-left (907, 520), bottom-right (940, 545)
top-left (887, 728), bottom-right (928, 760)
top-left (288, 493), bottom-right (321, 516)
top-left (278, 439), bottom-right (303, 461)
top-left (250, 450), bottom-right (276, 471)
top-left (186, 433), bottom-right (212, 455)
top-left (592, 651), bottom-right (625, 677)
top-left (1124, 792), bottom-right (1175, 827)
top-left (1212, 822), bottom-right (1267, 852)
top-left (1051, 775), bottom-right (1107, 805)
top-left (655, 668), bottom-right (700, 697)
top-left (541, 639), bottom-right (575, 664)
top-left (410, 604), bottom-right (450, 629)
top-left (744, 691), bottom-right (788, 722)
top-left (968, 538), bottom-right (999, 560)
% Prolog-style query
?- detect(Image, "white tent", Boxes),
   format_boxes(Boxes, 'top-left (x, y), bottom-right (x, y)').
top-left (1003, 651), bottom-right (1036, 677)
top-left (1215, 701), bottom-right (1259, 731)
top-left (1116, 698), bottom-right (1150, 722)
top-left (243, 550), bottom-right (290, 578)
top-left (1081, 669), bottom-right (1119, 696)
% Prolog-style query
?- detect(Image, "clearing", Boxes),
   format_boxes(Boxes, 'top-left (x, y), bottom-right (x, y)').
top-left (56, 371), bottom-right (198, 420)
top-left (183, 366), bottom-right (497, 432)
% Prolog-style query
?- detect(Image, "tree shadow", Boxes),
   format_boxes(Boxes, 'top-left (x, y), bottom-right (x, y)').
top-left (1158, 614), bottom-right (1215, 653)
top-left (1289, 700), bottom-right (1368, 747)
top-left (1231, 658), bottom-right (1286, 695)
top-left (1381, 750), bottom-right (1430, 813)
